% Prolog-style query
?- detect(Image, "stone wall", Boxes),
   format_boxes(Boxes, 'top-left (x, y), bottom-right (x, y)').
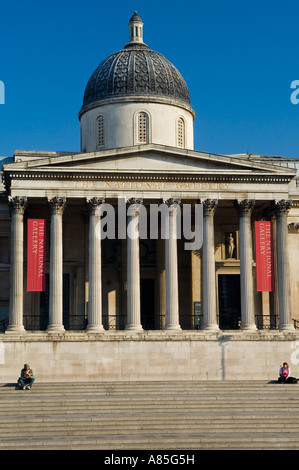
top-left (1, 331), bottom-right (299, 383)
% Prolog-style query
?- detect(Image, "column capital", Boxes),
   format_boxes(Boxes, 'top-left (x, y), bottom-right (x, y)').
top-left (8, 196), bottom-right (28, 215)
top-left (201, 199), bottom-right (218, 216)
top-left (234, 199), bottom-right (255, 216)
top-left (164, 198), bottom-right (181, 206)
top-left (126, 197), bottom-right (143, 205)
top-left (86, 197), bottom-right (105, 215)
top-left (163, 198), bottom-right (181, 215)
top-left (272, 199), bottom-right (292, 217)
top-left (127, 197), bottom-right (143, 216)
top-left (47, 197), bottom-right (66, 215)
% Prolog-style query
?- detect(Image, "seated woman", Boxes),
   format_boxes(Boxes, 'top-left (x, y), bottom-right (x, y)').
top-left (278, 362), bottom-right (297, 383)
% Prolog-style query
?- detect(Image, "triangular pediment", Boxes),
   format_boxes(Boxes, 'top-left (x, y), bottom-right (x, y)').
top-left (4, 144), bottom-right (296, 181)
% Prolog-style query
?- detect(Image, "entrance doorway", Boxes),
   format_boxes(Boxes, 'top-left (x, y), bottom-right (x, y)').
top-left (218, 274), bottom-right (241, 329)
top-left (140, 279), bottom-right (155, 329)
top-left (40, 274), bottom-right (71, 329)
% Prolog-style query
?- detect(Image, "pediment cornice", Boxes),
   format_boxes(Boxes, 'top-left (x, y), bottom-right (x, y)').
top-left (3, 144), bottom-right (296, 193)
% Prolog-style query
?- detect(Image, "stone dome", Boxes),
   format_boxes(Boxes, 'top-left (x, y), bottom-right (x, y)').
top-left (79, 12), bottom-right (193, 117)
top-left (79, 12), bottom-right (195, 153)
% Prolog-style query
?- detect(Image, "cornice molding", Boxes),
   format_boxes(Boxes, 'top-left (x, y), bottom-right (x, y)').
top-left (4, 171), bottom-right (294, 184)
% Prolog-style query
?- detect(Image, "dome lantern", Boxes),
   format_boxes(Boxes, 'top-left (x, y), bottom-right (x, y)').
top-left (126, 11), bottom-right (145, 47)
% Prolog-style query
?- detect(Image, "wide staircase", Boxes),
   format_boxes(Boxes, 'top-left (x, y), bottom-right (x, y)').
top-left (0, 380), bottom-right (299, 450)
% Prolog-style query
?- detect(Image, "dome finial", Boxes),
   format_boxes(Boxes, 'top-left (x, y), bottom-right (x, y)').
top-left (128, 11), bottom-right (144, 45)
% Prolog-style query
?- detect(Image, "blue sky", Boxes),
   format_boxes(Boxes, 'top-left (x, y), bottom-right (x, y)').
top-left (0, 0), bottom-right (298, 158)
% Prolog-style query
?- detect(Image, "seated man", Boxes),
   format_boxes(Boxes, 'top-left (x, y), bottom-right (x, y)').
top-left (18, 364), bottom-right (35, 390)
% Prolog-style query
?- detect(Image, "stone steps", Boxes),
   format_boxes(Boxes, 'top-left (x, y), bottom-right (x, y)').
top-left (0, 381), bottom-right (299, 450)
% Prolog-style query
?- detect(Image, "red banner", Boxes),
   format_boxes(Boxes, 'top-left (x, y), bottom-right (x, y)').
top-left (27, 219), bottom-right (46, 292)
top-left (255, 221), bottom-right (274, 292)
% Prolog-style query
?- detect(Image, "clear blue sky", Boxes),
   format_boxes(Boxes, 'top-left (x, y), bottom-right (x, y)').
top-left (0, 0), bottom-right (298, 158)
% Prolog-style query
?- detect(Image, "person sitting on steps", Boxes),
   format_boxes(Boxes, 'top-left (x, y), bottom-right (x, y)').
top-left (278, 362), bottom-right (298, 383)
top-left (18, 364), bottom-right (35, 390)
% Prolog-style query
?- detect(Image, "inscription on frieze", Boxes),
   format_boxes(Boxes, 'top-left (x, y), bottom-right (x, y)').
top-left (72, 180), bottom-right (231, 191)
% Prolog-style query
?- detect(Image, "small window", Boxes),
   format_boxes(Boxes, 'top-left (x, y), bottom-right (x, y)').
top-left (137, 112), bottom-right (149, 144)
top-left (97, 115), bottom-right (104, 148)
top-left (178, 117), bottom-right (185, 148)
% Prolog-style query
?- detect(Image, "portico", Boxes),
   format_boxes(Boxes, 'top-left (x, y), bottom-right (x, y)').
top-left (3, 144), bottom-right (297, 335)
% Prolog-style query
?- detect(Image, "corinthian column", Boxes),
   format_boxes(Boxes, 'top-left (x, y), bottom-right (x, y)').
top-left (126, 198), bottom-right (143, 331)
top-left (164, 198), bottom-right (181, 330)
top-left (86, 197), bottom-right (105, 332)
top-left (235, 199), bottom-right (256, 330)
top-left (47, 197), bottom-right (66, 332)
top-left (273, 200), bottom-right (293, 330)
top-left (202, 199), bottom-right (219, 330)
top-left (7, 196), bottom-right (27, 333)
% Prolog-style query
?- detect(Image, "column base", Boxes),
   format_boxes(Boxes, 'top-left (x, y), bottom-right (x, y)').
top-left (164, 324), bottom-right (182, 331)
top-left (125, 324), bottom-right (143, 332)
top-left (5, 325), bottom-right (25, 334)
top-left (86, 324), bottom-right (105, 333)
top-left (47, 325), bottom-right (65, 333)
top-left (240, 324), bottom-right (258, 331)
top-left (279, 323), bottom-right (295, 331)
top-left (203, 324), bottom-right (220, 331)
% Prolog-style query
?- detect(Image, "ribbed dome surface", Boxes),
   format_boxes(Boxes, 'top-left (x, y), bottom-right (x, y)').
top-left (81, 47), bottom-right (191, 111)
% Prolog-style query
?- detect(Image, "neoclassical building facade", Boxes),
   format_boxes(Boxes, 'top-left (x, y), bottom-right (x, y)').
top-left (1, 12), bottom-right (299, 382)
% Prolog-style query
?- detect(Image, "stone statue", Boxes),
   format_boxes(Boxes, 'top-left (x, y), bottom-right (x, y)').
top-left (226, 233), bottom-right (235, 258)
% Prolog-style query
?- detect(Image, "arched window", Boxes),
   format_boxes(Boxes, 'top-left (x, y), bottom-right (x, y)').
top-left (137, 112), bottom-right (149, 144)
top-left (177, 117), bottom-right (185, 148)
top-left (96, 115), bottom-right (104, 148)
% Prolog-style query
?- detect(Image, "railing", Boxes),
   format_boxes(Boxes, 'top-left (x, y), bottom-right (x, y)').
top-left (0, 318), bottom-right (8, 333)
top-left (63, 316), bottom-right (88, 331)
top-left (102, 314), bottom-right (203, 330)
top-left (256, 316), bottom-right (299, 330)
top-left (255, 315), bottom-right (278, 330)
top-left (23, 315), bottom-right (88, 331)
top-left (103, 315), bottom-right (164, 330)
top-left (1, 314), bottom-right (298, 332)
top-left (0, 314), bottom-right (202, 332)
